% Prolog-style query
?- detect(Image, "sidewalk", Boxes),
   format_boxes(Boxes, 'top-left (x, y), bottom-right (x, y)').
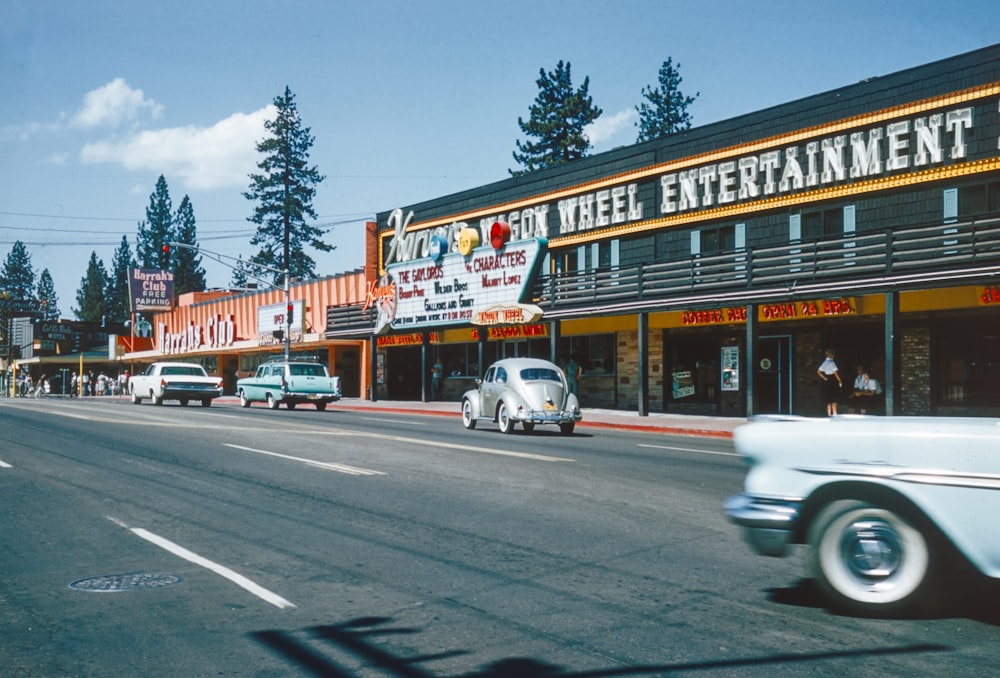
top-left (333, 398), bottom-right (746, 439)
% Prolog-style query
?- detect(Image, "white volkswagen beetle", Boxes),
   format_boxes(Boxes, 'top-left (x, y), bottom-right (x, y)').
top-left (725, 415), bottom-right (1000, 616)
top-left (461, 358), bottom-right (582, 435)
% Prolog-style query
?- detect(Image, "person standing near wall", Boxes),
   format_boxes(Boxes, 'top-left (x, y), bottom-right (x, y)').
top-left (816, 349), bottom-right (843, 416)
top-left (431, 355), bottom-right (443, 400)
top-left (565, 355), bottom-right (582, 397)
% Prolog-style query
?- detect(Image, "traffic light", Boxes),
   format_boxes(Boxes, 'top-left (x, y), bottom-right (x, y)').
top-left (287, 303), bottom-right (294, 325)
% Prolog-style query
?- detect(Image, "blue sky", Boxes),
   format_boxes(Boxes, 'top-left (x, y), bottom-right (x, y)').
top-left (2, 0), bottom-right (998, 314)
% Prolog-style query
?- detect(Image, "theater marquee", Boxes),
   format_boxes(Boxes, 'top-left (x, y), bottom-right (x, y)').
top-left (367, 236), bottom-right (547, 333)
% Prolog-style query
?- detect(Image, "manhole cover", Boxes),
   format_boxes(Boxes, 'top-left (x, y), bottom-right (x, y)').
top-left (69, 572), bottom-right (183, 592)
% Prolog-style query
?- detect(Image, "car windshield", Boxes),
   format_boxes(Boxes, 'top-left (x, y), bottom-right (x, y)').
top-left (519, 368), bottom-right (562, 382)
top-left (289, 364), bottom-right (326, 377)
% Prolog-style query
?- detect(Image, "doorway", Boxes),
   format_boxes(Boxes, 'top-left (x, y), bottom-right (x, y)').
top-left (756, 336), bottom-right (792, 414)
top-left (386, 346), bottom-right (423, 400)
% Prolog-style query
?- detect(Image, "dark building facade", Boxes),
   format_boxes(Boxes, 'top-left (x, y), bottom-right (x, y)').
top-left (337, 45), bottom-right (1000, 417)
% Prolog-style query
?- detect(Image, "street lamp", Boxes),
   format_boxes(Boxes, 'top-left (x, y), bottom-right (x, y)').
top-left (164, 243), bottom-right (292, 361)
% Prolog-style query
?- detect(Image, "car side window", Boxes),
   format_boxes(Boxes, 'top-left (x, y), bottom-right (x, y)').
top-left (484, 366), bottom-right (495, 384)
top-left (496, 367), bottom-right (507, 384)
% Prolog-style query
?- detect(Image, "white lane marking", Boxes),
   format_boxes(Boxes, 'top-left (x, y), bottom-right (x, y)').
top-left (345, 431), bottom-right (575, 463)
top-left (223, 444), bottom-right (386, 476)
top-left (365, 417), bottom-right (428, 426)
top-left (638, 443), bottom-right (741, 458)
top-left (108, 517), bottom-right (295, 609)
top-left (14, 401), bottom-right (572, 463)
top-left (0, 459), bottom-right (12, 468)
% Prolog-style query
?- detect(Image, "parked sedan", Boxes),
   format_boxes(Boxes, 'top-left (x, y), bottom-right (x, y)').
top-left (461, 358), bottom-right (582, 434)
top-left (725, 415), bottom-right (1000, 616)
top-left (236, 359), bottom-right (341, 411)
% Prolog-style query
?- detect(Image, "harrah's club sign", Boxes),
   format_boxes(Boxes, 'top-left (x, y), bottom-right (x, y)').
top-left (366, 216), bottom-right (546, 333)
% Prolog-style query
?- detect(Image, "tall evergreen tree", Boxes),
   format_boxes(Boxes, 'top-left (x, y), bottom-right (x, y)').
top-left (244, 86), bottom-right (331, 286)
top-left (510, 61), bottom-right (602, 176)
top-left (635, 58), bottom-right (699, 143)
top-left (0, 240), bottom-right (36, 302)
top-left (36, 269), bottom-right (60, 320)
top-left (173, 195), bottom-right (206, 294)
top-left (74, 251), bottom-right (109, 323)
top-left (230, 255), bottom-right (250, 289)
top-left (136, 175), bottom-right (175, 270)
top-left (106, 236), bottom-right (135, 326)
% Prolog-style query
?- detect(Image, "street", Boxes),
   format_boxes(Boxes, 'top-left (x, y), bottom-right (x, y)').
top-left (1, 397), bottom-right (997, 676)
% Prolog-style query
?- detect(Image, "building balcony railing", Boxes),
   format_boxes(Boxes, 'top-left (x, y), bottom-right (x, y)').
top-left (326, 215), bottom-right (1000, 333)
top-left (532, 215), bottom-right (1000, 315)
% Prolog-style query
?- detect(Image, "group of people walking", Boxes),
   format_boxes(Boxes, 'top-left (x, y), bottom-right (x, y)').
top-left (817, 349), bottom-right (882, 416)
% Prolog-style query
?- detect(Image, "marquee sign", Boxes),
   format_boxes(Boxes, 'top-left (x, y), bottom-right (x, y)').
top-left (368, 236), bottom-right (547, 333)
top-left (257, 300), bottom-right (305, 346)
top-left (380, 89), bottom-right (999, 257)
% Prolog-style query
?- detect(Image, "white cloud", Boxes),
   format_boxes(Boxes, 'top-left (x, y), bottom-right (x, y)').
top-left (79, 105), bottom-right (275, 191)
top-left (585, 108), bottom-right (637, 148)
top-left (71, 78), bottom-right (164, 129)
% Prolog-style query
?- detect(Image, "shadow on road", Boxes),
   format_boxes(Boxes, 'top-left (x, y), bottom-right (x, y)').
top-left (766, 577), bottom-right (1000, 625)
top-left (251, 615), bottom-right (950, 677)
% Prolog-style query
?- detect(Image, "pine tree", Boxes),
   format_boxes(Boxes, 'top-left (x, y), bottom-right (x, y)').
top-left (230, 255), bottom-right (250, 289)
top-left (173, 196), bottom-right (206, 294)
top-left (74, 251), bottom-right (109, 323)
top-left (36, 269), bottom-right (60, 320)
top-left (0, 240), bottom-right (36, 302)
top-left (244, 87), bottom-right (331, 286)
top-left (136, 175), bottom-right (175, 270)
top-left (510, 61), bottom-right (602, 176)
top-left (635, 58), bottom-right (699, 143)
top-left (106, 236), bottom-right (135, 326)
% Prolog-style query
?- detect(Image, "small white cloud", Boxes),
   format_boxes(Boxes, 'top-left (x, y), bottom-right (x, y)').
top-left (71, 78), bottom-right (164, 130)
top-left (80, 105), bottom-right (275, 191)
top-left (585, 109), bottom-right (637, 148)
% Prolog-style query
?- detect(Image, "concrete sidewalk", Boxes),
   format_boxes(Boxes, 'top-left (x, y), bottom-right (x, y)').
top-left (333, 398), bottom-right (746, 439)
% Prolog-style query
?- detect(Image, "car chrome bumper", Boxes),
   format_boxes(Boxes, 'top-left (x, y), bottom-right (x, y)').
top-left (282, 392), bottom-right (341, 402)
top-left (163, 387), bottom-right (223, 398)
top-left (516, 409), bottom-right (582, 424)
top-left (724, 494), bottom-right (801, 557)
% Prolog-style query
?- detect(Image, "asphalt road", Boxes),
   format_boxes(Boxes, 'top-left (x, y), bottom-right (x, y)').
top-left (1, 396), bottom-right (997, 677)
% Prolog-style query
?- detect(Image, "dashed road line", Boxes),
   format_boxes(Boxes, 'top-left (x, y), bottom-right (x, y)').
top-left (223, 443), bottom-right (385, 476)
top-left (638, 443), bottom-right (741, 458)
top-left (108, 516), bottom-right (295, 609)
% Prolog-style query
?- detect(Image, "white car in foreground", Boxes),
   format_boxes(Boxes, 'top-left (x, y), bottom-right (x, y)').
top-left (725, 415), bottom-right (1000, 616)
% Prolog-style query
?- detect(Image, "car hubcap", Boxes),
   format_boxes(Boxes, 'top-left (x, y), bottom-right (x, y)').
top-left (840, 518), bottom-right (902, 583)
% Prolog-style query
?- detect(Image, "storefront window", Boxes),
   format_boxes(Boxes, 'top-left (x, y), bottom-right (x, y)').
top-left (558, 334), bottom-right (614, 375)
top-left (938, 320), bottom-right (1000, 411)
top-left (668, 335), bottom-right (717, 404)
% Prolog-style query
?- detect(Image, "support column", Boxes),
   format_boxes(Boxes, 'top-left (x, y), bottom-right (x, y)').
top-left (745, 303), bottom-right (757, 418)
top-left (549, 320), bottom-right (560, 364)
top-left (638, 312), bottom-right (649, 417)
top-left (884, 291), bottom-right (899, 416)
top-left (369, 334), bottom-right (378, 402)
top-left (477, 328), bottom-right (487, 379)
top-left (421, 331), bottom-right (430, 403)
